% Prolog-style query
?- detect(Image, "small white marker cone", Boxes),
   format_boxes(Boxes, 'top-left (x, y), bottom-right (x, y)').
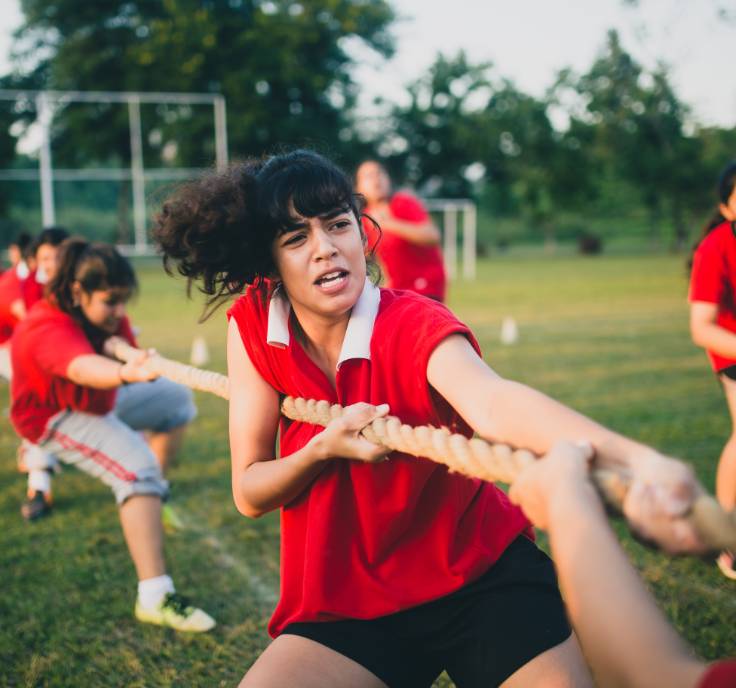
top-left (500, 316), bottom-right (519, 345)
top-left (190, 336), bottom-right (210, 366)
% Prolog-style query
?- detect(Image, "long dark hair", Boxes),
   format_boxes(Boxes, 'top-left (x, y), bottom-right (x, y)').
top-left (49, 238), bottom-right (138, 317)
top-left (153, 149), bottom-right (375, 318)
top-left (690, 162), bottom-right (736, 268)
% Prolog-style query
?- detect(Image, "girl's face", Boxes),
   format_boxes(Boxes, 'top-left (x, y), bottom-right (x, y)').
top-left (355, 161), bottom-right (391, 205)
top-left (76, 286), bottom-right (131, 334)
top-left (36, 243), bottom-right (60, 283)
top-left (720, 186), bottom-right (736, 222)
top-left (272, 206), bottom-right (367, 321)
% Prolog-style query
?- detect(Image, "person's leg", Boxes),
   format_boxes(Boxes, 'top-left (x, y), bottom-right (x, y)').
top-left (40, 410), bottom-right (214, 631)
top-left (239, 635), bottom-right (388, 688)
top-left (20, 441), bottom-right (57, 521)
top-left (119, 494), bottom-right (165, 580)
top-left (717, 376), bottom-right (736, 511)
top-left (146, 424), bottom-right (187, 474)
top-left (501, 634), bottom-right (591, 688)
top-left (114, 378), bottom-right (196, 473)
top-left (716, 375), bottom-right (736, 578)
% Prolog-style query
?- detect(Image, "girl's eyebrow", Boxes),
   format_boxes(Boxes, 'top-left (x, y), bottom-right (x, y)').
top-left (320, 206), bottom-right (350, 220)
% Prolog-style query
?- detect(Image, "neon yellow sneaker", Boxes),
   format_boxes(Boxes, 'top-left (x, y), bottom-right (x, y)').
top-left (135, 592), bottom-right (216, 632)
top-left (161, 503), bottom-right (186, 532)
top-left (717, 552), bottom-right (736, 581)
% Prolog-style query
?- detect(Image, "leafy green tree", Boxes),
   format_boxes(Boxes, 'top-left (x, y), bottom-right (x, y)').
top-left (4, 0), bottom-right (395, 237)
top-left (384, 51), bottom-right (492, 196)
top-left (566, 30), bottom-right (705, 247)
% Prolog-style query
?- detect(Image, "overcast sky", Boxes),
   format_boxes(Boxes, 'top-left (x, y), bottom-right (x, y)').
top-left (1, 0), bottom-right (734, 129)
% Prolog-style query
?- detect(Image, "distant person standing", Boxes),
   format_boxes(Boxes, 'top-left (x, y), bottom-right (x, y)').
top-left (355, 160), bottom-right (447, 302)
top-left (688, 161), bottom-right (736, 580)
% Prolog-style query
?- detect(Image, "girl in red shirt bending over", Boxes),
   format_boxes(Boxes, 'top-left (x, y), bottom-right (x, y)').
top-left (10, 239), bottom-right (214, 632)
top-left (155, 150), bottom-right (706, 688)
top-left (689, 161), bottom-right (736, 580)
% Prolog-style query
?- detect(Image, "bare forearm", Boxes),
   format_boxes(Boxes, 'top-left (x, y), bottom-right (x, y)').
top-left (479, 378), bottom-right (647, 469)
top-left (691, 321), bottom-right (736, 359)
top-left (382, 218), bottom-right (440, 245)
top-left (233, 435), bottom-right (329, 518)
top-left (548, 489), bottom-right (704, 688)
top-left (66, 354), bottom-right (124, 389)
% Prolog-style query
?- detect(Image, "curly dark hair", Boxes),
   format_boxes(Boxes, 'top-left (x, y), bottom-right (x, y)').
top-left (152, 149), bottom-right (372, 317)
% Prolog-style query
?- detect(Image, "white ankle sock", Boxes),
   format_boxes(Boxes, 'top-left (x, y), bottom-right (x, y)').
top-left (28, 470), bottom-right (51, 494)
top-left (137, 574), bottom-right (175, 609)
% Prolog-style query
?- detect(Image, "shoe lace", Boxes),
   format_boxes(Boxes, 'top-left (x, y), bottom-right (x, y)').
top-left (162, 592), bottom-right (192, 616)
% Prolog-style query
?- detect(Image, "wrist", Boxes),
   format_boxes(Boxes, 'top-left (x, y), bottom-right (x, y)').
top-left (117, 363), bottom-right (130, 386)
top-left (307, 432), bottom-right (331, 464)
top-left (548, 481), bottom-right (602, 526)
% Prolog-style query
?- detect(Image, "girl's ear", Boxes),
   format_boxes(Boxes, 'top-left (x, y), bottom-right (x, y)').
top-left (719, 202), bottom-right (736, 222)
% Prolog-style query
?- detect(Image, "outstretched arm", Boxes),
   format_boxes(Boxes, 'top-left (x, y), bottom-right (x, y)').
top-left (370, 203), bottom-right (441, 246)
top-left (509, 442), bottom-right (705, 688)
top-left (427, 334), bottom-right (704, 553)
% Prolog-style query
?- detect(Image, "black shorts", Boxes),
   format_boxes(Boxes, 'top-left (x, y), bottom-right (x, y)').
top-left (719, 365), bottom-right (736, 381)
top-left (283, 536), bottom-right (572, 688)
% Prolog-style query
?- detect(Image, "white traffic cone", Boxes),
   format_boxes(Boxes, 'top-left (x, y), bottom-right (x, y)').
top-left (190, 336), bottom-right (210, 366)
top-left (500, 316), bottom-right (519, 345)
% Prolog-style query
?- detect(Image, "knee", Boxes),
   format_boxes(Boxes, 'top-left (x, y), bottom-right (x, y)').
top-left (115, 466), bottom-right (169, 505)
top-left (156, 383), bottom-right (197, 431)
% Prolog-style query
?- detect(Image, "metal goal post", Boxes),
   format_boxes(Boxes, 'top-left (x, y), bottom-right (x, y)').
top-left (424, 198), bottom-right (477, 280)
top-left (0, 89), bottom-right (228, 254)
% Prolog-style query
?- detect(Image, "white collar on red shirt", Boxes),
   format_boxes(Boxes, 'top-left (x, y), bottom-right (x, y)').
top-left (267, 277), bottom-right (380, 370)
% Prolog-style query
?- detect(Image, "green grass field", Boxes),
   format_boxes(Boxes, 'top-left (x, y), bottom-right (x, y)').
top-left (2, 253), bottom-right (735, 687)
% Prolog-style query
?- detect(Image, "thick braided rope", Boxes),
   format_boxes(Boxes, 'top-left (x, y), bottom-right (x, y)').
top-left (107, 342), bottom-right (736, 553)
top-left (281, 396), bottom-right (736, 553)
top-left (111, 340), bottom-right (230, 400)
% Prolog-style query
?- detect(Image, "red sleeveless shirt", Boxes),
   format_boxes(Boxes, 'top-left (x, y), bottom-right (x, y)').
top-left (228, 282), bottom-right (529, 637)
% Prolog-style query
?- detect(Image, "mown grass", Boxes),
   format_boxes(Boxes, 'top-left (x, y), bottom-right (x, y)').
top-left (1, 253), bottom-right (734, 687)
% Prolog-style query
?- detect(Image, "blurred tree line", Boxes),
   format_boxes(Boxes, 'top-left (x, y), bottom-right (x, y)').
top-left (0, 1), bottom-right (734, 252)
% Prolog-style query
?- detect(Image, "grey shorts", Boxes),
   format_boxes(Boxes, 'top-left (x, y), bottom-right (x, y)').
top-left (114, 377), bottom-right (197, 432)
top-left (38, 379), bottom-right (196, 504)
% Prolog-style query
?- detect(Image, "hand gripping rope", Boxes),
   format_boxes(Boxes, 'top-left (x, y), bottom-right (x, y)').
top-left (111, 340), bottom-right (736, 553)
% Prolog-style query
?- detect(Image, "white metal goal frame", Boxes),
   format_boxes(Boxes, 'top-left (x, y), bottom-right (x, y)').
top-left (0, 89), bottom-right (228, 253)
top-left (424, 198), bottom-right (477, 280)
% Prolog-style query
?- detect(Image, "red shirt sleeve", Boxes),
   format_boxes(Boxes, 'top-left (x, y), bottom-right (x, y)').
top-left (390, 191), bottom-right (429, 223)
top-left (32, 317), bottom-right (96, 378)
top-left (227, 284), bottom-right (286, 393)
top-left (698, 660), bottom-right (736, 688)
top-left (22, 272), bottom-right (45, 309)
top-left (375, 291), bottom-right (481, 431)
top-left (0, 269), bottom-right (23, 319)
top-left (690, 232), bottom-right (727, 304)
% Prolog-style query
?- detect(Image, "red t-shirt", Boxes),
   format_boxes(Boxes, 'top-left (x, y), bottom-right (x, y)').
top-left (689, 221), bottom-right (736, 371)
top-left (10, 300), bottom-right (137, 443)
top-left (0, 267), bottom-right (23, 345)
top-left (698, 660), bottom-right (736, 688)
top-left (228, 284), bottom-right (530, 637)
top-left (23, 270), bottom-right (45, 309)
top-left (363, 191), bottom-right (447, 302)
